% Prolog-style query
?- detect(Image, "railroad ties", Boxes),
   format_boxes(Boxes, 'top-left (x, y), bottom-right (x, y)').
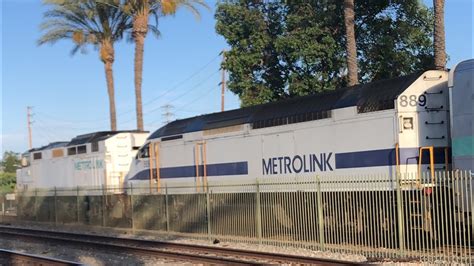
top-left (0, 249), bottom-right (82, 266)
top-left (0, 226), bottom-right (358, 265)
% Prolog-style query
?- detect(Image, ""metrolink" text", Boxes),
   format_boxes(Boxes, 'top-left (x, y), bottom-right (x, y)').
top-left (262, 153), bottom-right (333, 175)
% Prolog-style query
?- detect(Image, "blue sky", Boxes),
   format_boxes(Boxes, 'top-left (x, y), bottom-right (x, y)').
top-left (1, 0), bottom-right (473, 154)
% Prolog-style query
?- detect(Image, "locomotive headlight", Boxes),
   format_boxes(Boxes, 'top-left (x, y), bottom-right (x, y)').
top-left (403, 117), bottom-right (414, 130)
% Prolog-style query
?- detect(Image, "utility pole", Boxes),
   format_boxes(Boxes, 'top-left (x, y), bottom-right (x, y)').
top-left (161, 104), bottom-right (175, 125)
top-left (27, 106), bottom-right (33, 149)
top-left (220, 50), bottom-right (226, 112)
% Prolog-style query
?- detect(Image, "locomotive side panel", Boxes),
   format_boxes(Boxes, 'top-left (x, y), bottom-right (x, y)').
top-left (450, 59), bottom-right (474, 171)
top-left (128, 107), bottom-right (400, 191)
top-left (257, 108), bottom-right (398, 181)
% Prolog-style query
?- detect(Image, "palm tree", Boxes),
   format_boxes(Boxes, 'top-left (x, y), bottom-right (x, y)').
top-left (39, 0), bottom-right (131, 131)
top-left (344, 0), bottom-right (358, 86)
top-left (433, 0), bottom-right (446, 70)
top-left (122, 0), bottom-right (208, 131)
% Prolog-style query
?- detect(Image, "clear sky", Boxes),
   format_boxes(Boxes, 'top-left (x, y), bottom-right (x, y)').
top-left (1, 0), bottom-right (473, 154)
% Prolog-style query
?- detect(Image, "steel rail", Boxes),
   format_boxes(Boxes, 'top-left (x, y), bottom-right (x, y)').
top-left (0, 226), bottom-right (361, 265)
top-left (0, 248), bottom-right (82, 266)
top-left (0, 231), bottom-right (250, 265)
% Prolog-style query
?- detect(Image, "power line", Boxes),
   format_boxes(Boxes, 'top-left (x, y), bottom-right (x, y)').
top-left (35, 116), bottom-right (105, 131)
top-left (33, 124), bottom-right (60, 143)
top-left (140, 55), bottom-right (220, 108)
top-left (121, 69), bottom-right (220, 125)
top-left (145, 70), bottom-right (220, 114)
top-left (34, 54), bottom-right (221, 124)
top-left (175, 85), bottom-right (219, 113)
top-left (148, 85), bottom-right (219, 126)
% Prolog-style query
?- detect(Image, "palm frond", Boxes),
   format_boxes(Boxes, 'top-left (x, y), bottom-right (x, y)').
top-left (39, 0), bottom-right (131, 56)
top-left (147, 24), bottom-right (161, 38)
top-left (174, 0), bottom-right (210, 20)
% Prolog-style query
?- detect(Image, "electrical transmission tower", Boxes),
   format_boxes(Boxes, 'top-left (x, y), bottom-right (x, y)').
top-left (161, 104), bottom-right (175, 124)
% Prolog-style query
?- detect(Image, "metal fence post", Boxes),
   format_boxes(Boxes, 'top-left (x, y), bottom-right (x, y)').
top-left (255, 180), bottom-right (262, 244)
top-left (206, 182), bottom-right (212, 241)
top-left (316, 176), bottom-right (325, 250)
top-left (470, 171), bottom-right (473, 253)
top-left (76, 186), bottom-right (80, 224)
top-left (101, 184), bottom-right (106, 227)
top-left (165, 184), bottom-right (170, 233)
top-left (15, 191), bottom-right (19, 221)
top-left (34, 189), bottom-right (38, 222)
top-left (54, 187), bottom-right (57, 225)
top-left (396, 173), bottom-right (405, 256)
top-left (1, 195), bottom-right (4, 222)
top-left (130, 183), bottom-right (135, 232)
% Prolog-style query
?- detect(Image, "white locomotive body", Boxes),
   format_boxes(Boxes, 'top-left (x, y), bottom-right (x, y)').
top-left (16, 131), bottom-right (149, 191)
top-left (126, 70), bottom-right (452, 191)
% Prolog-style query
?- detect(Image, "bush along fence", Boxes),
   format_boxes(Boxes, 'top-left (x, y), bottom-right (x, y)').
top-left (3, 170), bottom-right (473, 264)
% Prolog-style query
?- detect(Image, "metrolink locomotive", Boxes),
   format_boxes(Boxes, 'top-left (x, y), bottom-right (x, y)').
top-left (127, 67), bottom-right (469, 187)
top-left (17, 131), bottom-right (149, 192)
top-left (123, 62), bottom-right (472, 244)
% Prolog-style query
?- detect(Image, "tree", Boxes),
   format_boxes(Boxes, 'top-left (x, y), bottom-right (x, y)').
top-left (216, 0), bottom-right (436, 106)
top-left (356, 0), bottom-right (435, 81)
top-left (433, 0), bottom-right (446, 69)
top-left (0, 151), bottom-right (21, 173)
top-left (216, 2), bottom-right (287, 106)
top-left (344, 0), bottom-right (358, 86)
top-left (39, 0), bottom-right (131, 131)
top-left (276, 2), bottom-right (344, 97)
top-left (122, 0), bottom-right (208, 131)
top-left (0, 172), bottom-right (16, 193)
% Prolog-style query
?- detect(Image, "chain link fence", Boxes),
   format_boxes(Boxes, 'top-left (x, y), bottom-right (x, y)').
top-left (2, 170), bottom-right (473, 263)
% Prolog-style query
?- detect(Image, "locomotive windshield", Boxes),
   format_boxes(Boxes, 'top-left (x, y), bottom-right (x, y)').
top-left (137, 143), bottom-right (150, 159)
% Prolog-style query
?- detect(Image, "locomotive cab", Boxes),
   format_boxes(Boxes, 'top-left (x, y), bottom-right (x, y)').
top-left (395, 70), bottom-right (450, 187)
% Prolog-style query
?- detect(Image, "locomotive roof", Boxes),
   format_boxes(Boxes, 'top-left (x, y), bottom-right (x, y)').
top-left (27, 131), bottom-right (149, 153)
top-left (67, 130), bottom-right (148, 146)
top-left (28, 141), bottom-right (69, 152)
top-left (149, 73), bottom-right (420, 140)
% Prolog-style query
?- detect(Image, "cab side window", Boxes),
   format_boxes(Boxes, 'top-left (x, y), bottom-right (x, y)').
top-left (137, 144), bottom-right (150, 159)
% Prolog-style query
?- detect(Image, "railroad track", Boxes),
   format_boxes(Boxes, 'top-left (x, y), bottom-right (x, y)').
top-left (0, 248), bottom-right (82, 265)
top-left (0, 225), bottom-right (360, 265)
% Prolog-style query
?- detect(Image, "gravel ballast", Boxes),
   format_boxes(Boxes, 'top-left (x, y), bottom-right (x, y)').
top-left (0, 221), bottom-right (369, 264)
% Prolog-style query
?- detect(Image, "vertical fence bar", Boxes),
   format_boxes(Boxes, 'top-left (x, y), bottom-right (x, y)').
top-left (34, 189), bottom-right (38, 222)
top-left (316, 176), bottom-right (325, 250)
top-left (101, 184), bottom-right (105, 227)
top-left (442, 170), bottom-right (451, 260)
top-left (206, 182), bottom-right (211, 241)
top-left (54, 187), bottom-right (57, 225)
top-left (470, 171), bottom-right (473, 265)
top-left (467, 171), bottom-right (474, 265)
top-left (130, 183), bottom-right (134, 232)
top-left (165, 184), bottom-right (170, 233)
top-left (1, 198), bottom-right (4, 218)
top-left (15, 191), bottom-right (19, 222)
top-left (453, 172), bottom-right (459, 260)
top-left (256, 181), bottom-right (262, 244)
top-left (76, 186), bottom-right (80, 224)
top-left (396, 172), bottom-right (405, 257)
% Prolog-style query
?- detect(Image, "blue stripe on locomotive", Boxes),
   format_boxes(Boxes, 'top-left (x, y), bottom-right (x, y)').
top-left (335, 147), bottom-right (450, 169)
top-left (130, 161), bottom-right (248, 180)
top-left (129, 147), bottom-right (450, 180)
